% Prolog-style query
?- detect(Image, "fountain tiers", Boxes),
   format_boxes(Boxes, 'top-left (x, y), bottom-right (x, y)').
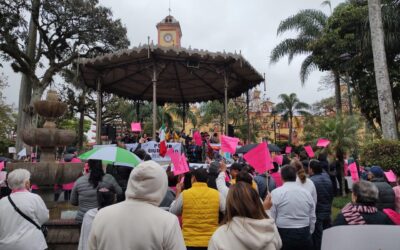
top-left (7, 90), bottom-right (84, 248)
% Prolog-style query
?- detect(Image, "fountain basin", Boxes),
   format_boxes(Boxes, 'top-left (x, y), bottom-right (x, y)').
top-left (34, 100), bottom-right (67, 119)
top-left (22, 128), bottom-right (76, 147)
top-left (6, 162), bottom-right (84, 185)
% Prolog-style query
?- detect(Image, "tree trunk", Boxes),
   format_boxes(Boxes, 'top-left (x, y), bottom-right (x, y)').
top-left (15, 0), bottom-right (40, 155)
top-left (289, 115), bottom-right (293, 145)
top-left (337, 149), bottom-right (346, 197)
top-left (77, 90), bottom-right (86, 150)
top-left (333, 71), bottom-right (342, 115)
top-left (368, 0), bottom-right (398, 140)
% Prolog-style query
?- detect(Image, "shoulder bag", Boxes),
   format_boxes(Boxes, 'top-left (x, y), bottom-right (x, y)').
top-left (8, 195), bottom-right (48, 238)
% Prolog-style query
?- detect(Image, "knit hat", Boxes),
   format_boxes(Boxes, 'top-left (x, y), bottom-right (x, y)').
top-left (125, 160), bottom-right (168, 206)
top-left (369, 166), bottom-right (384, 178)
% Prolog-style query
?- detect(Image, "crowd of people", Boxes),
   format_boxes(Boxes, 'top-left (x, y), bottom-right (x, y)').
top-left (0, 139), bottom-right (400, 250)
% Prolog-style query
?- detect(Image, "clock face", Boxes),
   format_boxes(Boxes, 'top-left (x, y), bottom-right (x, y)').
top-left (163, 33), bottom-right (173, 43)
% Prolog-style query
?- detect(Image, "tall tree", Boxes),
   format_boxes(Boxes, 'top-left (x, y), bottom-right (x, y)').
top-left (275, 93), bottom-right (310, 144)
top-left (270, 8), bottom-right (343, 114)
top-left (0, 0), bottom-right (130, 152)
top-left (368, 0), bottom-right (398, 139)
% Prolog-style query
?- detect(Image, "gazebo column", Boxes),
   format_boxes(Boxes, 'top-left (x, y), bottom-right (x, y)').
top-left (224, 72), bottom-right (229, 135)
top-left (152, 65), bottom-right (157, 140)
top-left (96, 77), bottom-right (102, 145)
top-left (246, 90), bottom-right (251, 143)
top-left (182, 103), bottom-right (186, 133)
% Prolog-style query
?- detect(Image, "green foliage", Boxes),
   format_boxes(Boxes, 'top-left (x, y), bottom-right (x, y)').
top-left (199, 100), bottom-right (225, 127)
top-left (275, 93), bottom-right (310, 144)
top-left (0, 0), bottom-right (130, 90)
top-left (58, 118), bottom-right (91, 134)
top-left (311, 1), bottom-right (400, 131)
top-left (0, 73), bottom-right (16, 154)
top-left (270, 9), bottom-right (327, 84)
top-left (360, 140), bottom-right (400, 175)
top-left (303, 114), bottom-right (361, 156)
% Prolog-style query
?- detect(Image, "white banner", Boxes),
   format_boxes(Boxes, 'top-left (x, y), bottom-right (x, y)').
top-left (126, 142), bottom-right (182, 162)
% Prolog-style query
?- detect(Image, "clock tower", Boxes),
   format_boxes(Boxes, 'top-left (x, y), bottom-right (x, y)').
top-left (156, 15), bottom-right (182, 48)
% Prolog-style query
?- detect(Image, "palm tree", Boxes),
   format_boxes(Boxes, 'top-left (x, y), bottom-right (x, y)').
top-left (199, 100), bottom-right (225, 133)
top-left (313, 115), bottom-right (360, 196)
top-left (275, 93), bottom-right (310, 144)
top-left (367, 0), bottom-right (398, 139)
top-left (167, 103), bottom-right (198, 131)
top-left (270, 8), bottom-right (343, 114)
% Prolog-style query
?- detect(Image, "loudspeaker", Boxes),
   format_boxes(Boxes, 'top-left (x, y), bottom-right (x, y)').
top-left (101, 126), bottom-right (108, 136)
top-left (228, 124), bottom-right (234, 137)
top-left (108, 126), bottom-right (116, 141)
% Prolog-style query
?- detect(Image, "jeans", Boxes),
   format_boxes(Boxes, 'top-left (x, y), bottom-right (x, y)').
top-left (312, 218), bottom-right (331, 250)
top-left (278, 226), bottom-right (313, 250)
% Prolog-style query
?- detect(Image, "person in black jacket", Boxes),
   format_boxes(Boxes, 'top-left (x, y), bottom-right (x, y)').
top-left (334, 180), bottom-right (393, 226)
top-left (309, 160), bottom-right (334, 250)
top-left (368, 166), bottom-right (395, 210)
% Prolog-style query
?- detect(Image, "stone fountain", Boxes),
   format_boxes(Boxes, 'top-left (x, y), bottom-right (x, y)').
top-left (8, 90), bottom-right (83, 191)
top-left (7, 90), bottom-right (84, 248)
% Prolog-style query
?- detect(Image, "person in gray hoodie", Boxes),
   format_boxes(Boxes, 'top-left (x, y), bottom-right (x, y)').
top-left (88, 160), bottom-right (185, 250)
top-left (208, 182), bottom-right (282, 250)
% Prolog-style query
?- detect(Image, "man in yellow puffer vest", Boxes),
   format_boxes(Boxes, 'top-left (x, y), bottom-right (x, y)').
top-left (170, 168), bottom-right (226, 250)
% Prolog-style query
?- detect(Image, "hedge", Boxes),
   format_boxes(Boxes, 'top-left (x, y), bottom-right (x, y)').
top-left (360, 140), bottom-right (400, 175)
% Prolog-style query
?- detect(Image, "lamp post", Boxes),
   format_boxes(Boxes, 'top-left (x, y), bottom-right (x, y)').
top-left (271, 109), bottom-right (277, 144)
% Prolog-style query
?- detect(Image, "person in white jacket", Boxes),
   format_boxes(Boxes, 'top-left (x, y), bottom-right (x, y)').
top-left (208, 181), bottom-right (282, 250)
top-left (88, 160), bottom-right (185, 250)
top-left (78, 187), bottom-right (116, 250)
top-left (0, 169), bottom-right (49, 250)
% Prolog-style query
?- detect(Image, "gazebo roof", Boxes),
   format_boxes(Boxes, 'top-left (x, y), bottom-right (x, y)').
top-left (79, 44), bottom-right (264, 104)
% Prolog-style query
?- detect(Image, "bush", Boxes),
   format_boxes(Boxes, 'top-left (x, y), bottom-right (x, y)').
top-left (360, 140), bottom-right (400, 175)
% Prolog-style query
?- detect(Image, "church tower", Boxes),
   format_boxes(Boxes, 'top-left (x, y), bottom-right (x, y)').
top-left (156, 15), bottom-right (182, 48)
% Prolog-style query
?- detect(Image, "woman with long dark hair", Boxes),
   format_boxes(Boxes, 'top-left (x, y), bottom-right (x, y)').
top-left (291, 159), bottom-right (317, 204)
top-left (71, 159), bottom-right (122, 223)
top-left (208, 182), bottom-right (282, 250)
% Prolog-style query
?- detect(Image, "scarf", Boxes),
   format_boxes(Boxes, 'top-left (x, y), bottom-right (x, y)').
top-left (341, 203), bottom-right (377, 225)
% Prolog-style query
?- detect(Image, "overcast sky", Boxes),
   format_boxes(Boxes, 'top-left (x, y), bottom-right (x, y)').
top-left (1, 0), bottom-right (344, 107)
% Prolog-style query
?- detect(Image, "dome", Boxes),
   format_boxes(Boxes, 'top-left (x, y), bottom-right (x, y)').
top-left (159, 15), bottom-right (178, 24)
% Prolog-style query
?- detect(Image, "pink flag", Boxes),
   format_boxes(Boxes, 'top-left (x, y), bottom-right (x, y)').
top-left (384, 170), bottom-right (397, 182)
top-left (304, 145), bottom-right (315, 158)
top-left (285, 146), bottom-right (292, 154)
top-left (348, 162), bottom-right (359, 182)
top-left (273, 155), bottom-right (283, 166)
top-left (193, 131), bottom-right (202, 146)
top-left (131, 122), bottom-right (142, 132)
top-left (0, 161), bottom-right (4, 171)
top-left (221, 135), bottom-right (239, 153)
top-left (317, 138), bottom-right (331, 147)
top-left (167, 149), bottom-right (189, 176)
top-left (180, 153), bottom-right (190, 173)
top-left (243, 142), bottom-right (273, 173)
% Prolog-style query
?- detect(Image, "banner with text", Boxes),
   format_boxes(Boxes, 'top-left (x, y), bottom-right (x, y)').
top-left (126, 141), bottom-right (181, 162)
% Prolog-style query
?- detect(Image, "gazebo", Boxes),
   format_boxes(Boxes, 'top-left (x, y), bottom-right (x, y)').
top-left (79, 44), bottom-right (264, 143)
